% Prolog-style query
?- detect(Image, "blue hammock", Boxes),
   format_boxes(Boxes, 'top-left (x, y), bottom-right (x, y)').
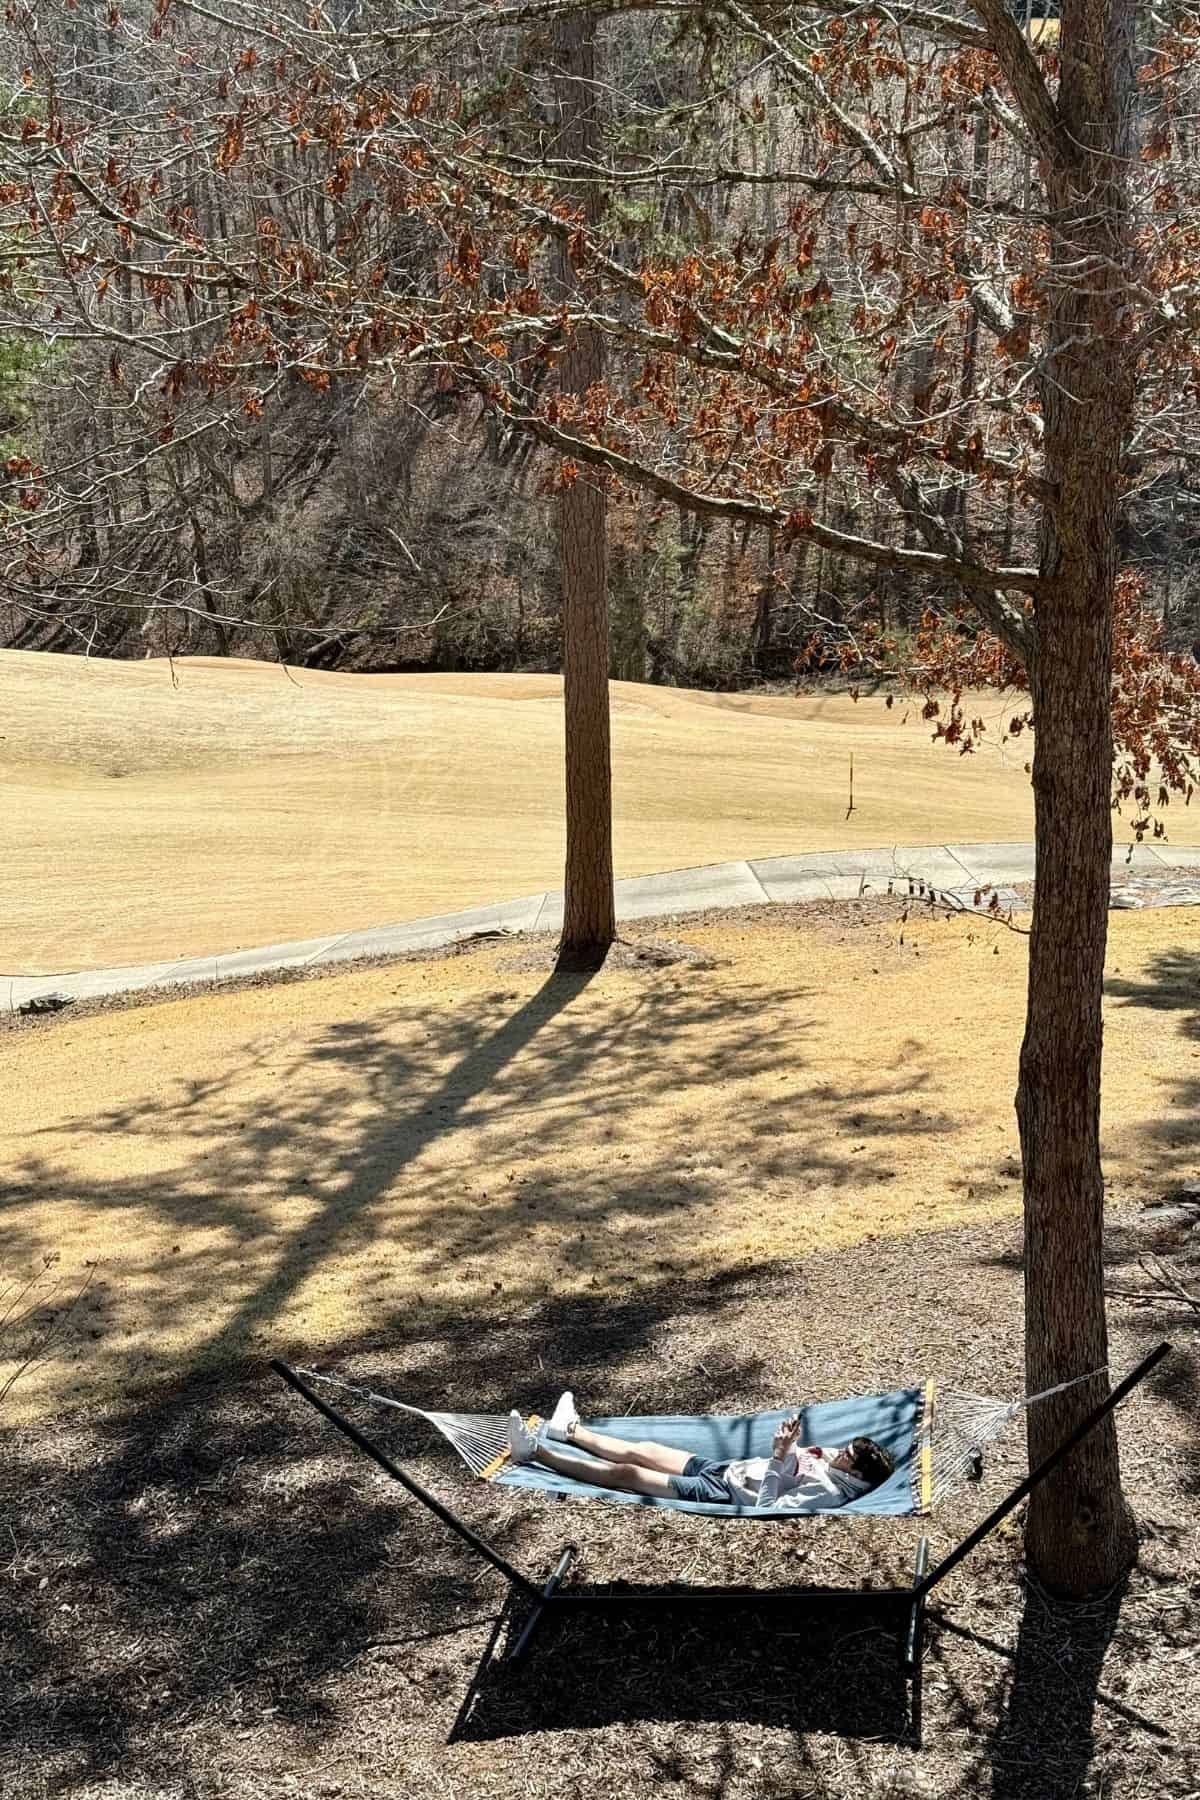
top-left (278, 1359), bottom-right (1123, 1524)
top-left (494, 1385), bottom-right (929, 1517)
top-left (273, 1346), bottom-right (1170, 1749)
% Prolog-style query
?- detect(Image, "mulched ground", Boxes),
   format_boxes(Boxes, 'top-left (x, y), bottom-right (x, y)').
top-left (3, 1205), bottom-right (1196, 1800)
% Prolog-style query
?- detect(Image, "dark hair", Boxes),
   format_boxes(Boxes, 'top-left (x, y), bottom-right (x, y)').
top-left (848, 1437), bottom-right (895, 1490)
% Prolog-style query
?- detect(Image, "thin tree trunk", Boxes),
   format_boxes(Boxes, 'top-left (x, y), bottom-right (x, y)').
top-left (754, 527), bottom-right (776, 673)
top-left (954, 112), bottom-right (989, 535)
top-left (260, 412), bottom-right (274, 505)
top-left (190, 512), bottom-right (229, 656)
top-left (762, 68), bottom-right (778, 238)
top-left (1017, 0), bottom-right (1138, 1596)
top-left (553, 14), bottom-right (614, 970)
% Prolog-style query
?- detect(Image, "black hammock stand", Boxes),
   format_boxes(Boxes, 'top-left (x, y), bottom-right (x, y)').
top-left (272, 1340), bottom-right (1170, 1747)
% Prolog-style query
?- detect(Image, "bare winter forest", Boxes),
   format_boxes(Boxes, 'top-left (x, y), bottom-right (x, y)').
top-left (3, 0), bottom-right (1200, 682)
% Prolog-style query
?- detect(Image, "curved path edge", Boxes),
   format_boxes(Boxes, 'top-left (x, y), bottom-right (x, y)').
top-left (9, 840), bottom-right (1200, 1013)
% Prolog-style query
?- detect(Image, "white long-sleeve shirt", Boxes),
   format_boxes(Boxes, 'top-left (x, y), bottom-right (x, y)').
top-left (720, 1446), bottom-right (869, 1511)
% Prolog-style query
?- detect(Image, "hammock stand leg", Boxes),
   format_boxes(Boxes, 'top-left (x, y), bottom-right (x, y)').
top-left (271, 1361), bottom-right (541, 1607)
top-left (508, 1544), bottom-right (579, 1663)
top-left (901, 1537), bottom-right (930, 1747)
top-left (913, 1339), bottom-right (1171, 1607)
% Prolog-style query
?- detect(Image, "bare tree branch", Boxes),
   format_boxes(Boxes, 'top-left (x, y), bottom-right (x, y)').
top-left (497, 395), bottom-right (1045, 595)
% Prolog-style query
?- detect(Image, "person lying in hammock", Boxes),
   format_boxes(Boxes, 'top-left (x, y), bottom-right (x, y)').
top-left (507, 1392), bottom-right (895, 1509)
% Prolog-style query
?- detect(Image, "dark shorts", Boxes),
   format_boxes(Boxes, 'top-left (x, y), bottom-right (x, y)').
top-left (667, 1455), bottom-right (736, 1505)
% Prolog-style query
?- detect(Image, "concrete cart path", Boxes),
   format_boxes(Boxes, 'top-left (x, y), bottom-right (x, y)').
top-left (8, 840), bottom-right (1200, 1012)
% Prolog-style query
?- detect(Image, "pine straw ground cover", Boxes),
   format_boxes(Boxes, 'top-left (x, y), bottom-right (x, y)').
top-left (1, 1217), bottom-right (1197, 1800)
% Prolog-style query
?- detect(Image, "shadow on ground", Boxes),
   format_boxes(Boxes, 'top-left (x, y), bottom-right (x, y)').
top-left (3, 1260), bottom-right (933, 1794)
top-left (3, 958), bottom-right (963, 1411)
top-left (4, 943), bottom-right (1198, 1795)
top-left (452, 1587), bottom-right (914, 1746)
top-left (1108, 948), bottom-right (1200, 1189)
top-left (5, 1237), bottom-right (1196, 1800)
top-left (934, 1581), bottom-right (1166, 1800)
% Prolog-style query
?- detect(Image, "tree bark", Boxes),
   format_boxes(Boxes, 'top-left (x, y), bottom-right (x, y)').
top-left (953, 111), bottom-right (989, 535)
top-left (553, 14), bottom-right (615, 971)
top-left (754, 527), bottom-right (776, 673)
top-left (1016, 0), bottom-right (1138, 1595)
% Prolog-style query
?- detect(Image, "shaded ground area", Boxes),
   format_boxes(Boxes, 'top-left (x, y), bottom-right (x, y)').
top-left (3, 1219), bottom-right (1197, 1800)
top-left (2, 651), bottom-right (1048, 970)
top-left (3, 904), bottom-right (1198, 1421)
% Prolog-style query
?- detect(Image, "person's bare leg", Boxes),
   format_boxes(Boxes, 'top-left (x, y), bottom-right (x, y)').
top-left (565, 1424), bottom-right (693, 1476)
top-left (533, 1443), bottom-right (675, 1498)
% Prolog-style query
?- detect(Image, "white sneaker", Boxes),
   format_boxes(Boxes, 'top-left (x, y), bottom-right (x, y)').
top-left (545, 1390), bottom-right (579, 1443)
top-left (508, 1410), bottom-right (539, 1465)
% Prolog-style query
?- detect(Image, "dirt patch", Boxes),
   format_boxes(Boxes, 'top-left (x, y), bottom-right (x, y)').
top-left (2, 1212), bottom-right (1196, 1800)
top-left (500, 933), bottom-right (718, 975)
top-left (3, 905), bottom-right (1197, 1424)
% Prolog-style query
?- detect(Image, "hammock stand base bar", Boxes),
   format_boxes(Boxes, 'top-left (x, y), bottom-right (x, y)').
top-left (271, 1341), bottom-right (1170, 1750)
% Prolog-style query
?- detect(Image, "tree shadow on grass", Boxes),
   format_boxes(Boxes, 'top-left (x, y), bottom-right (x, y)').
top-left (1105, 948), bottom-right (1200, 1038)
top-left (1101, 945), bottom-right (1200, 1493)
top-left (2, 957), bottom-right (960, 1416)
top-left (965, 944), bottom-right (1200, 1235)
top-left (0, 950), bottom-right (1001, 1794)
top-left (1077, 942), bottom-right (1200, 1497)
top-left (1106, 947), bottom-right (1200, 1191)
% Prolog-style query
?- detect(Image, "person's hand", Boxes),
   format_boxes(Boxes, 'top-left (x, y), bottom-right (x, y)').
top-left (771, 1416), bottom-right (802, 1461)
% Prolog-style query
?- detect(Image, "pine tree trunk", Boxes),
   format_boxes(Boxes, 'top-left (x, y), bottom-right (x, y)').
top-left (1017, 0), bottom-right (1138, 1596)
top-left (1018, 567), bottom-right (1136, 1596)
top-left (553, 14), bottom-right (615, 972)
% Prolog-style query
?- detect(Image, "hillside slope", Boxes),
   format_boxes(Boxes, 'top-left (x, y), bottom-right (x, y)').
top-left (0, 649), bottom-right (1059, 972)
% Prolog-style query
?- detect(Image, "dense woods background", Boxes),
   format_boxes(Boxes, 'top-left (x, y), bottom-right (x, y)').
top-left (3, 0), bottom-right (1198, 683)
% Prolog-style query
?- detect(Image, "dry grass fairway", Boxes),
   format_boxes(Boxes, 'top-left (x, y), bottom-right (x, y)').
top-left (4, 904), bottom-right (1196, 1422)
top-left (0, 649), bottom-right (1058, 972)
